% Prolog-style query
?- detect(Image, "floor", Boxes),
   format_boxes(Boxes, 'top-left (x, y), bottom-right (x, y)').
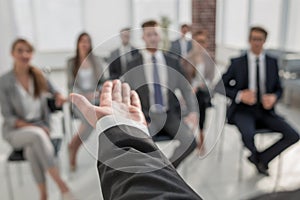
top-left (0, 70), bottom-right (300, 200)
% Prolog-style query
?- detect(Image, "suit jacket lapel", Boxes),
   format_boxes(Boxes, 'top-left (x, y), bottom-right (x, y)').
top-left (242, 54), bottom-right (249, 89)
top-left (8, 71), bottom-right (25, 117)
top-left (136, 55), bottom-right (150, 112)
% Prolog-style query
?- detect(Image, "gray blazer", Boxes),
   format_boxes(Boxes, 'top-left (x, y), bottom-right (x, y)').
top-left (169, 39), bottom-right (192, 58)
top-left (66, 55), bottom-right (104, 94)
top-left (108, 46), bottom-right (139, 79)
top-left (0, 70), bottom-right (57, 140)
top-left (124, 52), bottom-right (197, 120)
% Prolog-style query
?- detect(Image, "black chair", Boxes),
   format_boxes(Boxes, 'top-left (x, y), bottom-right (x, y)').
top-left (152, 131), bottom-right (173, 142)
top-left (5, 97), bottom-right (65, 200)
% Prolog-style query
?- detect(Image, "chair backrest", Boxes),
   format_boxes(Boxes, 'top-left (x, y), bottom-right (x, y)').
top-left (47, 97), bottom-right (62, 113)
top-left (152, 130), bottom-right (173, 142)
top-left (8, 150), bottom-right (25, 162)
top-left (7, 138), bottom-right (62, 162)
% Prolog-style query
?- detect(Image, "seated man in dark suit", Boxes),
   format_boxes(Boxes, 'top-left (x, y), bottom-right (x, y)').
top-left (109, 27), bottom-right (139, 79)
top-left (221, 26), bottom-right (299, 176)
top-left (70, 80), bottom-right (202, 200)
top-left (123, 20), bottom-right (199, 168)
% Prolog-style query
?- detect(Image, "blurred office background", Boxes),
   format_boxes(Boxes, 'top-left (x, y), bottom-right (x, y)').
top-left (1, 0), bottom-right (300, 199)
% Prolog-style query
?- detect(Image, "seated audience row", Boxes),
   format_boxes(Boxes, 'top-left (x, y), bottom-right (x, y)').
top-left (0, 20), bottom-right (299, 200)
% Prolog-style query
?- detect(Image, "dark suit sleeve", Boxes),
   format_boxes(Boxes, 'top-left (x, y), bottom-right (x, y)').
top-left (97, 125), bottom-right (202, 200)
top-left (108, 50), bottom-right (120, 80)
top-left (221, 59), bottom-right (240, 100)
top-left (271, 58), bottom-right (283, 100)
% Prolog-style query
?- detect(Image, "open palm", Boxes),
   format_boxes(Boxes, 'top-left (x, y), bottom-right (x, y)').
top-left (70, 80), bottom-right (147, 128)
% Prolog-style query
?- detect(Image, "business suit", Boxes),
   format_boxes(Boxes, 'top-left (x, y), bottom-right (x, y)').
top-left (222, 54), bottom-right (299, 166)
top-left (97, 124), bottom-right (202, 200)
top-left (124, 52), bottom-right (197, 168)
top-left (169, 39), bottom-right (192, 58)
top-left (109, 46), bottom-right (139, 79)
top-left (0, 70), bottom-right (59, 183)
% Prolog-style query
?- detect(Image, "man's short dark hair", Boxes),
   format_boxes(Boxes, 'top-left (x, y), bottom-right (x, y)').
top-left (141, 20), bottom-right (158, 29)
top-left (181, 24), bottom-right (189, 29)
top-left (120, 27), bottom-right (131, 33)
top-left (249, 26), bottom-right (268, 40)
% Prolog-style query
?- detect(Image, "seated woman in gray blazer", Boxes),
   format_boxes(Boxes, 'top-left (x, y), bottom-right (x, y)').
top-left (66, 32), bottom-right (105, 171)
top-left (0, 39), bottom-right (75, 200)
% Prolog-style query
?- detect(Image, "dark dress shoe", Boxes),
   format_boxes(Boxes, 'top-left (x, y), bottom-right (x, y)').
top-left (256, 163), bottom-right (269, 176)
top-left (248, 155), bottom-right (269, 176)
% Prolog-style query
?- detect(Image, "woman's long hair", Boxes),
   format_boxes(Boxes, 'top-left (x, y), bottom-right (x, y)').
top-left (73, 32), bottom-right (96, 77)
top-left (12, 39), bottom-right (48, 98)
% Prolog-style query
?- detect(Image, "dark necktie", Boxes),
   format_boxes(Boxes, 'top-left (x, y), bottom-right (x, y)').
top-left (256, 57), bottom-right (261, 104)
top-left (152, 55), bottom-right (164, 110)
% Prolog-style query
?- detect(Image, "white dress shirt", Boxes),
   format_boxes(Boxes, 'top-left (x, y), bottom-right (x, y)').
top-left (119, 44), bottom-right (132, 72)
top-left (248, 51), bottom-right (266, 94)
top-left (16, 78), bottom-right (42, 121)
top-left (78, 66), bottom-right (95, 91)
top-left (180, 38), bottom-right (188, 57)
top-left (235, 51), bottom-right (266, 103)
top-left (141, 50), bottom-right (169, 111)
top-left (96, 115), bottom-right (150, 137)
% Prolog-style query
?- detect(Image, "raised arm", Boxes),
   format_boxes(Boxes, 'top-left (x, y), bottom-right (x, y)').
top-left (70, 80), bottom-right (202, 200)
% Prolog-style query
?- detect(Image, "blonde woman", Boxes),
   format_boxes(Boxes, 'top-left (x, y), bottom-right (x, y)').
top-left (0, 39), bottom-right (75, 200)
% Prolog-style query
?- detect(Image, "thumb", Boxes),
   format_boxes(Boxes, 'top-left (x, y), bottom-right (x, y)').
top-left (70, 93), bottom-right (92, 114)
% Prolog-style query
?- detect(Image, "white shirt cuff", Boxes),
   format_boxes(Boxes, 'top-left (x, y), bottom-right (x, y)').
top-left (96, 115), bottom-right (150, 137)
top-left (235, 91), bottom-right (242, 104)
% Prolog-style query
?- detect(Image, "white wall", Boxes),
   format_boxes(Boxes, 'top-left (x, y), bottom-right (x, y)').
top-left (286, 0), bottom-right (300, 51)
top-left (250, 0), bottom-right (282, 49)
top-left (215, 45), bottom-right (242, 67)
top-left (222, 0), bottom-right (249, 48)
top-left (0, 0), bottom-right (17, 75)
top-left (84, 0), bottom-right (132, 57)
top-left (217, 0), bottom-right (300, 53)
top-left (0, 0), bottom-right (192, 73)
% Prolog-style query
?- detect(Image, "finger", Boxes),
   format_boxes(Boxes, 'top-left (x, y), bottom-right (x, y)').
top-left (130, 90), bottom-right (142, 109)
top-left (70, 93), bottom-right (92, 114)
top-left (122, 83), bottom-right (131, 105)
top-left (112, 80), bottom-right (122, 102)
top-left (100, 81), bottom-right (113, 106)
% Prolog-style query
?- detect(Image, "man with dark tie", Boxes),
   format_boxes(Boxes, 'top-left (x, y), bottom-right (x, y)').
top-left (124, 20), bottom-right (198, 168)
top-left (169, 24), bottom-right (192, 58)
top-left (221, 26), bottom-right (299, 176)
top-left (109, 27), bottom-right (139, 79)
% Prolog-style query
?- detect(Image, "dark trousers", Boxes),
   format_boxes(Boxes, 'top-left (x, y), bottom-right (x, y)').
top-left (233, 107), bottom-right (299, 165)
top-left (196, 89), bottom-right (211, 130)
top-left (149, 111), bottom-right (197, 168)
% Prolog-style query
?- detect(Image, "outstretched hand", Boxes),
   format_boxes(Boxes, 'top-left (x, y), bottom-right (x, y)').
top-left (70, 80), bottom-right (147, 128)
